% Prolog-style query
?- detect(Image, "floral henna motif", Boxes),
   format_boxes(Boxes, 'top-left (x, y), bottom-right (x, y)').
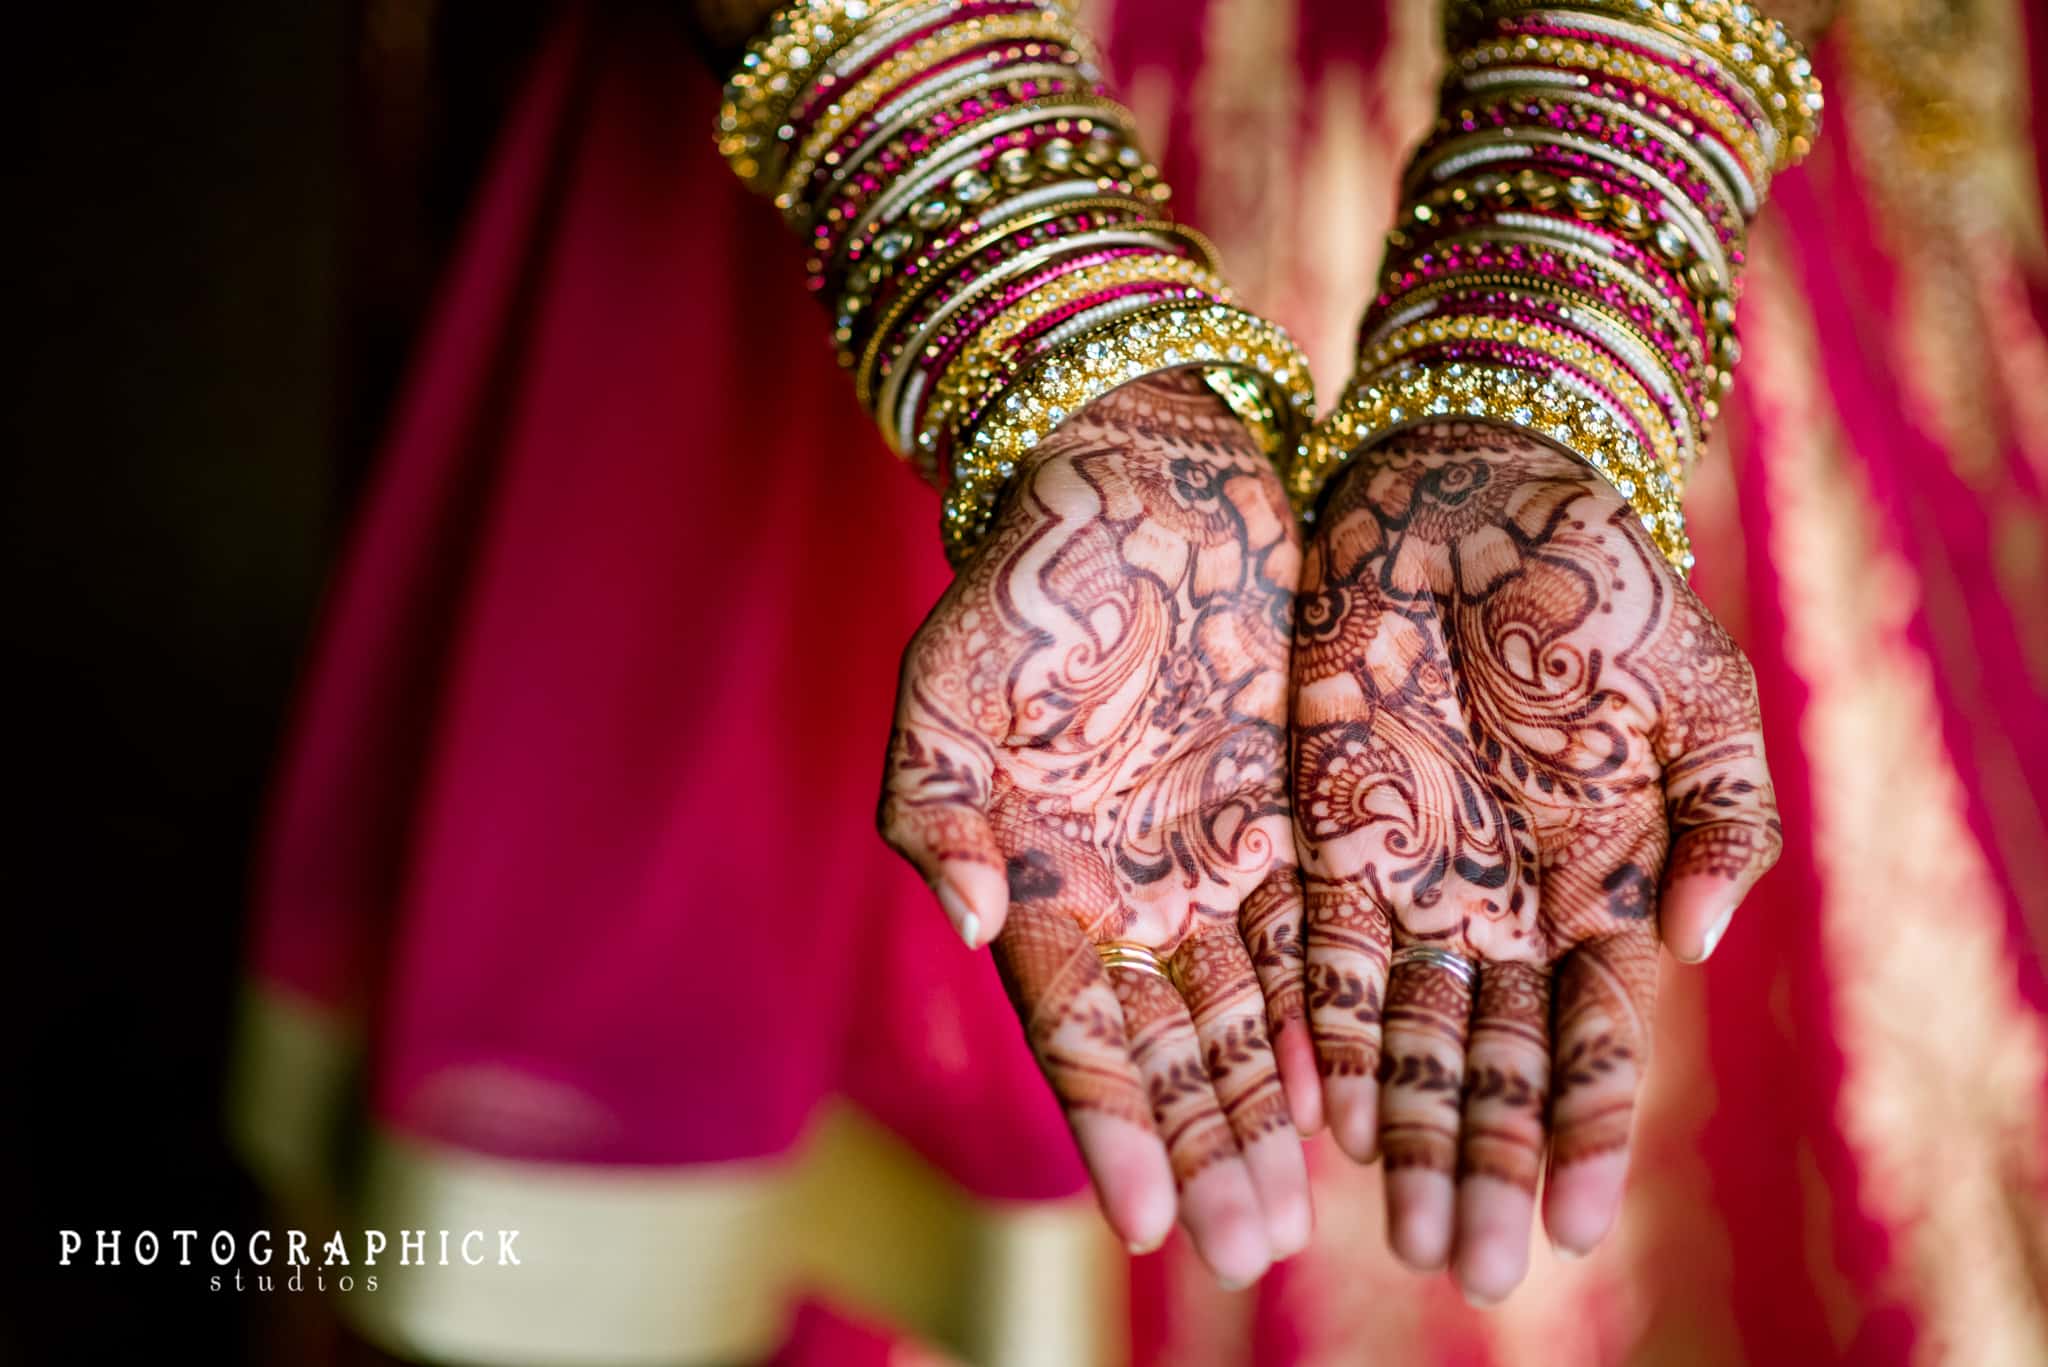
top-left (1460, 961), bottom-right (1551, 1192)
top-left (1377, 955), bottom-right (1474, 1175)
top-left (1239, 862), bottom-right (1307, 1035)
top-left (1303, 873), bottom-right (1392, 1079)
top-left (1112, 967), bottom-right (1245, 1185)
top-left (882, 370), bottom-right (1307, 1199)
top-left (1170, 919), bottom-right (1294, 1151)
top-left (1291, 420), bottom-right (1782, 1197)
top-left (991, 904), bottom-right (1154, 1133)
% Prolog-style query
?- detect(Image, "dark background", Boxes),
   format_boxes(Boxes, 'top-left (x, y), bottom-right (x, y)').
top-left (12, 5), bottom-right (546, 1359)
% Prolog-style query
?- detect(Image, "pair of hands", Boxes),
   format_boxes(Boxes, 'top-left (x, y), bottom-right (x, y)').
top-left (879, 370), bottom-right (1781, 1302)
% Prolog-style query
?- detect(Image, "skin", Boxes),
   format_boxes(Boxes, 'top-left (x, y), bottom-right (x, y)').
top-left (1289, 421), bottom-right (1783, 1303)
top-left (879, 371), bottom-right (1324, 1287)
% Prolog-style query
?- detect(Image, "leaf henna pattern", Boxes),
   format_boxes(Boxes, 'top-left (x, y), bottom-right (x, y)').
top-left (880, 371), bottom-right (1312, 1266)
top-left (1291, 421), bottom-right (1783, 1276)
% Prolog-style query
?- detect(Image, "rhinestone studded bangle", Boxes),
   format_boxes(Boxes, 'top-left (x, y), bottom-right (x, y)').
top-left (944, 301), bottom-right (1315, 563)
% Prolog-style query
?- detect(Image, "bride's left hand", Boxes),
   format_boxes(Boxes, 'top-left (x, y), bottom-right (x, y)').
top-left (1289, 421), bottom-right (1783, 1303)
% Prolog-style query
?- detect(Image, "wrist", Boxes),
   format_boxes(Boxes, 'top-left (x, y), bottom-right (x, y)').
top-left (982, 370), bottom-right (1285, 535)
top-left (1318, 420), bottom-right (1623, 528)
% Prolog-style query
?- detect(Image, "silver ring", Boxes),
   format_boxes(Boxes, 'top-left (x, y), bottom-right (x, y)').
top-left (1389, 944), bottom-right (1477, 988)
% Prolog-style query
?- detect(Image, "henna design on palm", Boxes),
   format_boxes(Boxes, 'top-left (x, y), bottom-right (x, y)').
top-left (880, 371), bottom-right (1317, 1285)
top-left (1289, 421), bottom-right (1782, 1301)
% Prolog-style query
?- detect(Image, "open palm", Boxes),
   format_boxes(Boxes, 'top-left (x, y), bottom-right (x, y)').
top-left (1289, 421), bottom-right (1782, 1301)
top-left (880, 371), bottom-right (1321, 1286)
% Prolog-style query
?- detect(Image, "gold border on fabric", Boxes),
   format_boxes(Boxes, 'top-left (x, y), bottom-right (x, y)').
top-left (225, 982), bottom-right (1123, 1367)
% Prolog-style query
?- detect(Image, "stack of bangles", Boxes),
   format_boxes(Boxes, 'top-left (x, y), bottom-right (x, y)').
top-left (1285, 0), bottom-right (1822, 574)
top-left (716, 0), bottom-right (1317, 565)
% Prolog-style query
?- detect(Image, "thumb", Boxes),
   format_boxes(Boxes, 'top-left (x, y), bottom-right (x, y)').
top-left (1658, 731), bottom-right (1782, 964)
top-left (879, 785), bottom-right (1009, 949)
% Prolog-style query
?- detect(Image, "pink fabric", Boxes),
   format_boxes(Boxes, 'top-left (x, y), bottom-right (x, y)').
top-left (248, 2), bottom-right (1084, 1192)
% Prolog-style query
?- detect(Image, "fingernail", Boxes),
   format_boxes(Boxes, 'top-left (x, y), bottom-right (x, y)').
top-left (1700, 902), bottom-right (1737, 959)
top-left (1126, 1235), bottom-right (1162, 1256)
top-left (1552, 1242), bottom-right (1586, 1262)
top-left (934, 879), bottom-right (981, 948)
top-left (1218, 1273), bottom-right (1256, 1293)
top-left (1687, 901), bottom-right (1736, 967)
top-left (1461, 1285), bottom-right (1504, 1309)
top-left (1675, 900), bottom-right (1737, 964)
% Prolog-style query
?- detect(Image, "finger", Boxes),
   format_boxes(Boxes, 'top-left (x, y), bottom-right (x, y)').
top-left (1542, 924), bottom-right (1659, 1255)
top-left (878, 622), bottom-right (1009, 948)
top-left (1302, 872), bottom-right (1392, 1163)
top-left (1377, 940), bottom-right (1475, 1271)
top-left (1452, 960), bottom-right (1551, 1305)
top-left (1644, 605), bottom-right (1782, 964)
top-left (1239, 862), bottom-right (1321, 1135)
top-left (990, 903), bottom-right (1176, 1253)
top-left (1111, 961), bottom-right (1272, 1288)
top-left (1173, 922), bottom-right (1313, 1259)
top-left (1660, 733), bottom-right (1782, 963)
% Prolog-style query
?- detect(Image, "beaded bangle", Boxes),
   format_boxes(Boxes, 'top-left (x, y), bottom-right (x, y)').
top-left (1292, 0), bottom-right (1816, 575)
top-left (720, 0), bottom-right (1312, 563)
top-left (799, 60), bottom-right (1086, 214)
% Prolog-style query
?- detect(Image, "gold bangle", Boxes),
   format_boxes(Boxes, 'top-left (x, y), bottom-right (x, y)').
top-left (1292, 359), bottom-right (1691, 571)
top-left (803, 58), bottom-right (1088, 217)
top-left (921, 252), bottom-right (1234, 453)
top-left (775, 12), bottom-right (1090, 213)
top-left (878, 227), bottom-right (1208, 450)
top-left (829, 97), bottom-right (1143, 282)
top-left (1368, 265), bottom-right (1708, 403)
top-left (942, 300), bottom-right (1315, 564)
top-left (1393, 164), bottom-right (1738, 335)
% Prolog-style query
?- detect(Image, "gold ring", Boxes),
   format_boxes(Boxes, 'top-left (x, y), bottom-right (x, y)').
top-left (1095, 940), bottom-right (1171, 982)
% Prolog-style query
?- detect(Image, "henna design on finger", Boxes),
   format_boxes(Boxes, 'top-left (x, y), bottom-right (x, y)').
top-left (1173, 921), bottom-right (1292, 1147)
top-left (1113, 966), bottom-right (1244, 1185)
top-left (1548, 928), bottom-right (1659, 1166)
top-left (1460, 961), bottom-right (1551, 1192)
top-left (880, 370), bottom-right (1307, 1220)
top-left (1378, 957), bottom-right (1474, 1175)
top-left (1292, 418), bottom-right (1783, 1202)
top-left (1239, 862), bottom-right (1307, 1029)
top-left (992, 907), bottom-right (1154, 1131)
top-left (1303, 873), bottom-right (1393, 1078)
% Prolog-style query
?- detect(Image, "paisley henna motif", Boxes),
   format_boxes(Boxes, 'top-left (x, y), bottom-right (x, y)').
top-left (1292, 421), bottom-right (1782, 1212)
top-left (883, 371), bottom-right (1306, 1202)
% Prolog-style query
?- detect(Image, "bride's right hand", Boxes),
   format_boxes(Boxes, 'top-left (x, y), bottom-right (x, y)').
top-left (878, 370), bottom-right (1320, 1288)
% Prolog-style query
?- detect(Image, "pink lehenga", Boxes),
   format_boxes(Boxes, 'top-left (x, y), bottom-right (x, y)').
top-left (227, 1), bottom-right (2048, 1362)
